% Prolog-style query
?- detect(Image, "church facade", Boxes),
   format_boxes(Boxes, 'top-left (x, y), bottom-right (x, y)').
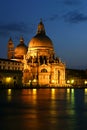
top-left (3, 20), bottom-right (66, 87)
top-left (22, 21), bottom-right (65, 86)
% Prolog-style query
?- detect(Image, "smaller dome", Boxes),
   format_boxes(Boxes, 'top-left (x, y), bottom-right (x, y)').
top-left (14, 37), bottom-right (28, 59)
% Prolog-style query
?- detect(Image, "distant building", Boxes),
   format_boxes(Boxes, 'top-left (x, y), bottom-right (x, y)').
top-left (0, 58), bottom-right (23, 87)
top-left (66, 69), bottom-right (87, 86)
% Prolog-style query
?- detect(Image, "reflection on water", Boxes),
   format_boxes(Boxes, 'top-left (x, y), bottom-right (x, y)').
top-left (85, 88), bottom-right (87, 94)
top-left (66, 88), bottom-right (75, 116)
top-left (0, 88), bottom-right (87, 130)
top-left (50, 88), bottom-right (57, 121)
top-left (7, 89), bottom-right (12, 102)
top-left (67, 88), bottom-right (75, 103)
top-left (85, 88), bottom-right (87, 104)
top-left (51, 88), bottom-right (56, 99)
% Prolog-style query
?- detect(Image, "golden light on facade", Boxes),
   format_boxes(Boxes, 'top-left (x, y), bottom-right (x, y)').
top-left (29, 80), bottom-right (31, 85)
top-left (6, 77), bottom-right (12, 83)
top-left (71, 79), bottom-right (74, 84)
top-left (67, 80), bottom-right (70, 84)
top-left (52, 80), bottom-right (55, 83)
top-left (67, 79), bottom-right (74, 84)
top-left (33, 79), bottom-right (37, 82)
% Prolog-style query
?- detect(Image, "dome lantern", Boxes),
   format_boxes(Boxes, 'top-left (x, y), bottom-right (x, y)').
top-left (37, 20), bottom-right (46, 35)
top-left (20, 37), bottom-right (24, 44)
top-left (14, 37), bottom-right (28, 59)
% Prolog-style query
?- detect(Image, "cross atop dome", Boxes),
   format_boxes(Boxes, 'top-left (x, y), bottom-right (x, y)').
top-left (20, 36), bottom-right (24, 44)
top-left (8, 37), bottom-right (13, 43)
top-left (37, 19), bottom-right (46, 35)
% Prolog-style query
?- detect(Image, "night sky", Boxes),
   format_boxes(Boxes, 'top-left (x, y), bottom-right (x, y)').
top-left (0, 0), bottom-right (87, 69)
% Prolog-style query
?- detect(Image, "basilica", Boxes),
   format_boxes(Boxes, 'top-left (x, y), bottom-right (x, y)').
top-left (0, 20), bottom-right (66, 87)
top-left (23, 21), bottom-right (65, 86)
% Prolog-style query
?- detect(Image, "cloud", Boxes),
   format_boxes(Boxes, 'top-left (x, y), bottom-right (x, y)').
top-left (0, 22), bottom-right (34, 37)
top-left (44, 14), bottom-right (59, 22)
top-left (55, 0), bottom-right (81, 6)
top-left (63, 0), bottom-right (81, 6)
top-left (63, 11), bottom-right (87, 23)
top-left (48, 14), bottom-right (59, 21)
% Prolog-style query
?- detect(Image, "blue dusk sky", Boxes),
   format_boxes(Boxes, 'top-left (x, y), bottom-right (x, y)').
top-left (0, 0), bottom-right (87, 69)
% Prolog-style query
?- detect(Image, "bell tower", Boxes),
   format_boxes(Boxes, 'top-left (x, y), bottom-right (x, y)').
top-left (7, 38), bottom-right (14, 59)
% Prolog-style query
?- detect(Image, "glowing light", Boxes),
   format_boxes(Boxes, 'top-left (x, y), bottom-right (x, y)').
top-left (28, 80), bottom-right (32, 85)
top-left (67, 80), bottom-right (70, 84)
top-left (6, 77), bottom-right (11, 83)
top-left (67, 79), bottom-right (74, 84)
top-left (71, 79), bottom-right (74, 84)
top-left (52, 80), bottom-right (54, 83)
top-left (33, 79), bottom-right (37, 82)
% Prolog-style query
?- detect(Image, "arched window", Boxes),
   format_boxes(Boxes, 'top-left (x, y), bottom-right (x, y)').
top-left (58, 70), bottom-right (60, 84)
top-left (41, 68), bottom-right (47, 73)
top-left (24, 69), bottom-right (29, 73)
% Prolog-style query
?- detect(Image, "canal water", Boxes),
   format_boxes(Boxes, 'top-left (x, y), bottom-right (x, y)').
top-left (0, 88), bottom-right (87, 130)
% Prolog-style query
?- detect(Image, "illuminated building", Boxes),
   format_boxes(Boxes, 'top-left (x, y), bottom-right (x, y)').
top-left (0, 20), bottom-right (66, 87)
top-left (22, 20), bottom-right (65, 86)
top-left (0, 58), bottom-right (23, 87)
top-left (7, 37), bottom-right (28, 61)
top-left (66, 69), bottom-right (87, 86)
top-left (0, 20), bottom-right (87, 87)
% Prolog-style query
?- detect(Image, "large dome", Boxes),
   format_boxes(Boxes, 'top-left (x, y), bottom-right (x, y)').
top-left (28, 21), bottom-right (54, 50)
top-left (14, 37), bottom-right (28, 58)
top-left (29, 34), bottom-right (54, 49)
